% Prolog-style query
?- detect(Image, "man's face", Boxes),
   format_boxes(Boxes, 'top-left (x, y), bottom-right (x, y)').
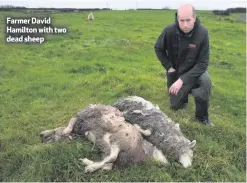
top-left (177, 9), bottom-right (196, 33)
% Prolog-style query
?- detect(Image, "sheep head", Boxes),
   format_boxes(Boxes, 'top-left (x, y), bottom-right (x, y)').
top-left (40, 127), bottom-right (72, 144)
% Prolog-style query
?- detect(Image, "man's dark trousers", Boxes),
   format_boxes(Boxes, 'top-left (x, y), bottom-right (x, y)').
top-left (166, 71), bottom-right (211, 120)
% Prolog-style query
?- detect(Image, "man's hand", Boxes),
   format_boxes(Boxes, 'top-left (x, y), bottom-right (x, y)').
top-left (168, 67), bottom-right (176, 73)
top-left (169, 78), bottom-right (183, 95)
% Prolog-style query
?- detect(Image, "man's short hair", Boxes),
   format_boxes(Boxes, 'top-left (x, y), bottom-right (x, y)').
top-left (177, 4), bottom-right (196, 17)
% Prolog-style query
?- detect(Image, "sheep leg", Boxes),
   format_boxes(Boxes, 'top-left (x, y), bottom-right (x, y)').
top-left (40, 129), bottom-right (54, 138)
top-left (80, 158), bottom-right (94, 165)
top-left (134, 124), bottom-right (151, 136)
top-left (101, 163), bottom-right (113, 171)
top-left (82, 132), bottom-right (114, 172)
top-left (85, 131), bottom-right (113, 152)
top-left (62, 117), bottom-right (77, 134)
top-left (84, 144), bottom-right (120, 173)
top-left (85, 131), bottom-right (96, 149)
top-left (80, 158), bottom-right (113, 171)
top-left (152, 146), bottom-right (169, 165)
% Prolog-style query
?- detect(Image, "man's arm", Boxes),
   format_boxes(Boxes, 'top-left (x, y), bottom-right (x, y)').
top-left (180, 32), bottom-right (209, 84)
top-left (154, 29), bottom-right (172, 71)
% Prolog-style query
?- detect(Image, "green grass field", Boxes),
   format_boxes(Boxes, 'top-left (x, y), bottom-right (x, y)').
top-left (0, 10), bottom-right (246, 182)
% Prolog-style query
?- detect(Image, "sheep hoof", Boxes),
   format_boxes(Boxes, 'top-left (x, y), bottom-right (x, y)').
top-left (85, 166), bottom-right (95, 173)
top-left (79, 158), bottom-right (94, 165)
top-left (102, 163), bottom-right (113, 171)
top-left (85, 163), bottom-right (100, 173)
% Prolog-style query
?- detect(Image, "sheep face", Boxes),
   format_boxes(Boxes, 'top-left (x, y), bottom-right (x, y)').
top-left (178, 140), bottom-right (196, 168)
top-left (40, 127), bottom-right (72, 144)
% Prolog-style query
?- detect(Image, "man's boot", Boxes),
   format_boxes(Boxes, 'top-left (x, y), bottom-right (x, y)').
top-left (194, 97), bottom-right (215, 126)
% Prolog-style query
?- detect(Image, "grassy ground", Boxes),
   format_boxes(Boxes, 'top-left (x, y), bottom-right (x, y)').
top-left (0, 10), bottom-right (246, 182)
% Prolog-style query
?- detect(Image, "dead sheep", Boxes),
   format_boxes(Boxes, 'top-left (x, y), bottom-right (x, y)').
top-left (40, 104), bottom-right (168, 173)
top-left (112, 96), bottom-right (196, 168)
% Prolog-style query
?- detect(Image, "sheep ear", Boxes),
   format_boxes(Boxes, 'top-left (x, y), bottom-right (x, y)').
top-left (155, 104), bottom-right (160, 110)
top-left (189, 140), bottom-right (196, 148)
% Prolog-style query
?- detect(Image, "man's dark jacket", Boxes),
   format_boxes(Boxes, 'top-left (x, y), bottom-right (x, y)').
top-left (154, 13), bottom-right (209, 84)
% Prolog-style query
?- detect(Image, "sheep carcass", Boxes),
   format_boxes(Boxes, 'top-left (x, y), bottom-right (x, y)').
top-left (40, 104), bottom-right (168, 173)
top-left (112, 96), bottom-right (196, 168)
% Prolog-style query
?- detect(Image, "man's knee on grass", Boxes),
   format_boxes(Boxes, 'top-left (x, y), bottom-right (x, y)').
top-left (169, 95), bottom-right (188, 110)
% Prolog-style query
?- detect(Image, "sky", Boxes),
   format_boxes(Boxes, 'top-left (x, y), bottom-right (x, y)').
top-left (0, 0), bottom-right (246, 10)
